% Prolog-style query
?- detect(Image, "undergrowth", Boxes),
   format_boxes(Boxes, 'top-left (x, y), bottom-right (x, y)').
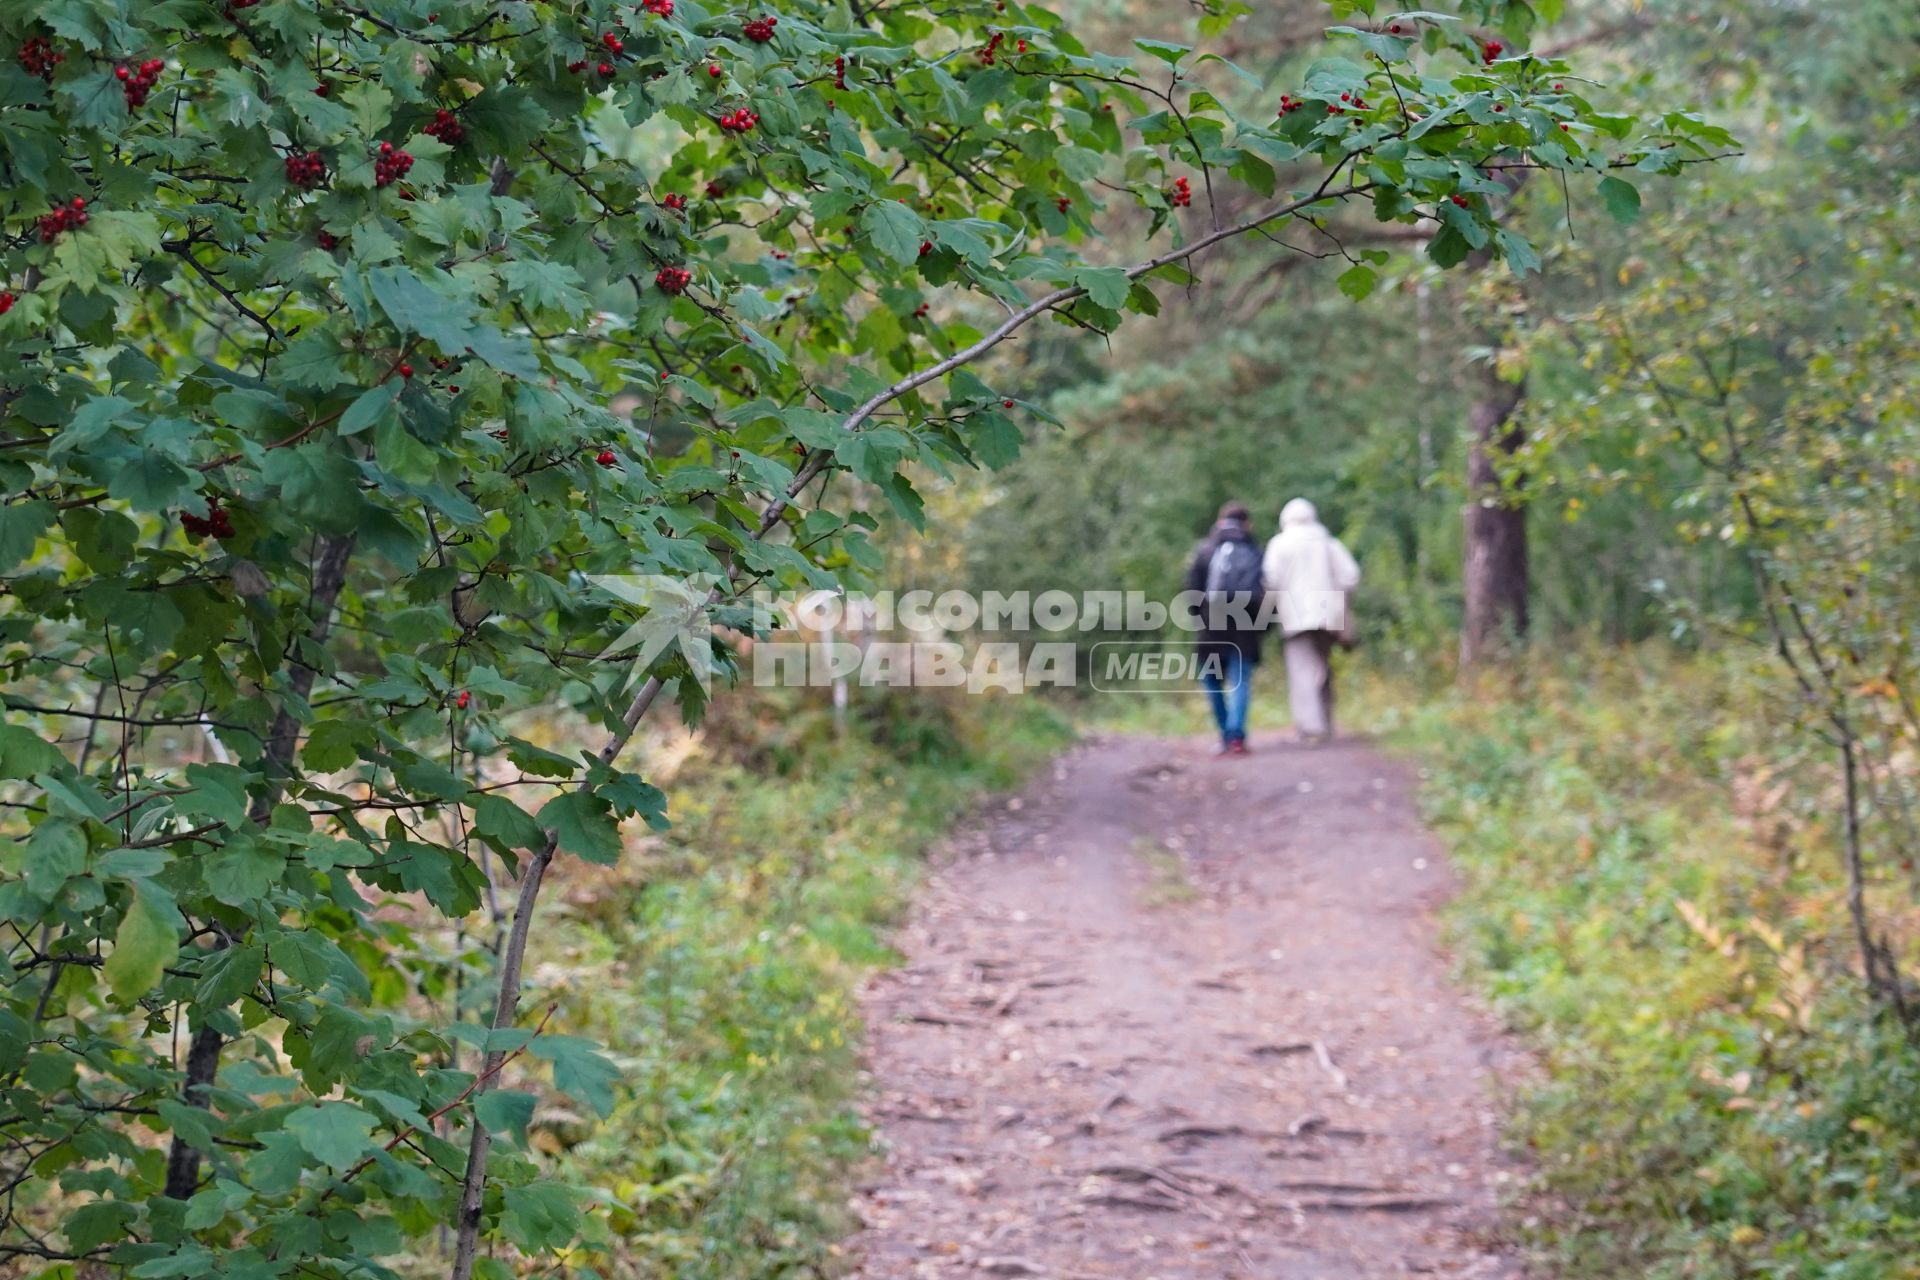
top-left (533, 690), bottom-right (1070, 1278)
top-left (1381, 648), bottom-right (1920, 1280)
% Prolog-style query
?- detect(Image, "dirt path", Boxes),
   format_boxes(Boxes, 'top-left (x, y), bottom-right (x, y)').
top-left (850, 732), bottom-right (1529, 1279)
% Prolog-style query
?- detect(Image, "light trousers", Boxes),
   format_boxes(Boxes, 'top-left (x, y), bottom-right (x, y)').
top-left (1283, 631), bottom-right (1337, 738)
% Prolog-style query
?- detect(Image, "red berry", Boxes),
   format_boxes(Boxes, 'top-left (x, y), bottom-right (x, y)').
top-left (1002, 398), bottom-right (1014, 408)
top-left (286, 150), bottom-right (328, 189)
top-left (0, 292), bottom-right (13, 316)
top-left (398, 363), bottom-right (414, 378)
top-left (456, 690), bottom-right (471, 709)
top-left (655, 265), bottom-right (692, 294)
top-left (316, 80), bottom-right (332, 96)
top-left (424, 108), bottom-right (466, 144)
top-left (115, 66), bottom-right (130, 81)
top-left (596, 449), bottom-right (617, 466)
top-left (1389, 22), bottom-right (1402, 33)
top-left (918, 240), bottom-right (932, 257)
top-left (18, 37), bottom-right (65, 83)
top-left (373, 145), bottom-right (414, 187)
top-left (708, 63), bottom-right (722, 77)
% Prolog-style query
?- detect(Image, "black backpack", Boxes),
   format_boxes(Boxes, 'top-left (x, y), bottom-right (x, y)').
top-left (1205, 538), bottom-right (1263, 600)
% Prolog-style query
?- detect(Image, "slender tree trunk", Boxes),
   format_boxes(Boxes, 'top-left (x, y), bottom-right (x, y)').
top-left (1459, 364), bottom-right (1527, 667)
top-left (164, 533), bottom-right (356, 1199)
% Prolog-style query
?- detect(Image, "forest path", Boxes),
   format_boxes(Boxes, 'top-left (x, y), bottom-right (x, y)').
top-left (850, 732), bottom-right (1528, 1279)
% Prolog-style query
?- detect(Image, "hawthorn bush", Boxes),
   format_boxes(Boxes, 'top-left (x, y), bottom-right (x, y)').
top-left (0, 0), bottom-right (1720, 1274)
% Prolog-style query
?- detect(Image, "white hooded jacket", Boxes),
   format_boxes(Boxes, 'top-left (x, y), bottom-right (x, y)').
top-left (1262, 498), bottom-right (1361, 637)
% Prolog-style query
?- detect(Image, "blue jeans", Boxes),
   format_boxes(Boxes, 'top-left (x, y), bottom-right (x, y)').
top-left (1202, 647), bottom-right (1251, 744)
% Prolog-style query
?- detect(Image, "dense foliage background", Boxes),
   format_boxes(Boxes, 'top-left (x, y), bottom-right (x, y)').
top-left (0, 0), bottom-right (1732, 1276)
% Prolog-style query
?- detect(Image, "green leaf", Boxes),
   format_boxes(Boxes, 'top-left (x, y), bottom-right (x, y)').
top-left (338, 386), bottom-right (399, 437)
top-left (1598, 175), bottom-right (1643, 224)
top-left (532, 1035), bottom-right (621, 1117)
top-left (283, 1101), bottom-right (379, 1169)
top-left (0, 501), bottom-right (55, 574)
top-left (474, 794), bottom-right (546, 851)
top-left (262, 445), bottom-right (364, 532)
top-left (537, 790), bottom-right (623, 865)
top-left (203, 836), bottom-right (285, 906)
top-left (1134, 38), bottom-right (1191, 65)
top-left (102, 884), bottom-right (179, 1006)
top-left (860, 200), bottom-right (927, 265)
top-left (473, 1089), bottom-right (538, 1147)
top-left (1336, 263), bottom-right (1378, 301)
top-left (107, 450), bottom-right (195, 513)
top-left (1075, 267), bottom-right (1132, 310)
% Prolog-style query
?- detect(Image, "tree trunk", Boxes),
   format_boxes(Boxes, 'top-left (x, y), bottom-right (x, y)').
top-left (1459, 366), bottom-right (1527, 667)
top-left (164, 533), bottom-right (356, 1199)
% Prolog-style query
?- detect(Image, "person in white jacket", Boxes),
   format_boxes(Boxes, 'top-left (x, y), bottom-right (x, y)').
top-left (1262, 498), bottom-right (1360, 741)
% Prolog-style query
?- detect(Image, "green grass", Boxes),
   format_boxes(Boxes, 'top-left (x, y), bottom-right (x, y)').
top-left (1381, 648), bottom-right (1920, 1280)
top-left (537, 690), bottom-right (1073, 1277)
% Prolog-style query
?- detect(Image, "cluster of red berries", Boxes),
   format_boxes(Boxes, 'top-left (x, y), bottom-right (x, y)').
top-left (661, 192), bottom-right (687, 211)
top-left (1017, 38), bottom-right (1028, 53)
top-left (918, 240), bottom-right (933, 258)
top-left (1481, 39), bottom-right (1503, 63)
top-left (181, 500), bottom-right (235, 540)
top-left (456, 690), bottom-right (471, 709)
top-left (912, 301), bottom-right (930, 318)
top-left (286, 150), bottom-right (327, 189)
top-left (19, 36), bottom-right (64, 82)
top-left (1276, 93), bottom-right (1305, 117)
top-left (1169, 175), bottom-right (1191, 207)
top-left (743, 14), bottom-right (777, 41)
top-left (374, 141), bottom-right (414, 187)
top-left (1449, 193), bottom-right (1471, 208)
top-left (833, 55), bottom-right (848, 90)
top-left (718, 106), bottom-right (759, 133)
top-left (116, 58), bottom-right (165, 109)
top-left (39, 197), bottom-right (89, 242)
top-left (1055, 196), bottom-right (1071, 213)
top-left (601, 30), bottom-right (625, 56)
top-left (0, 292), bottom-right (15, 316)
top-left (595, 449), bottom-right (618, 466)
top-left (643, 0), bottom-right (673, 14)
top-left (424, 108), bottom-right (465, 144)
top-left (979, 31), bottom-right (1005, 65)
top-left (655, 265), bottom-right (692, 294)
